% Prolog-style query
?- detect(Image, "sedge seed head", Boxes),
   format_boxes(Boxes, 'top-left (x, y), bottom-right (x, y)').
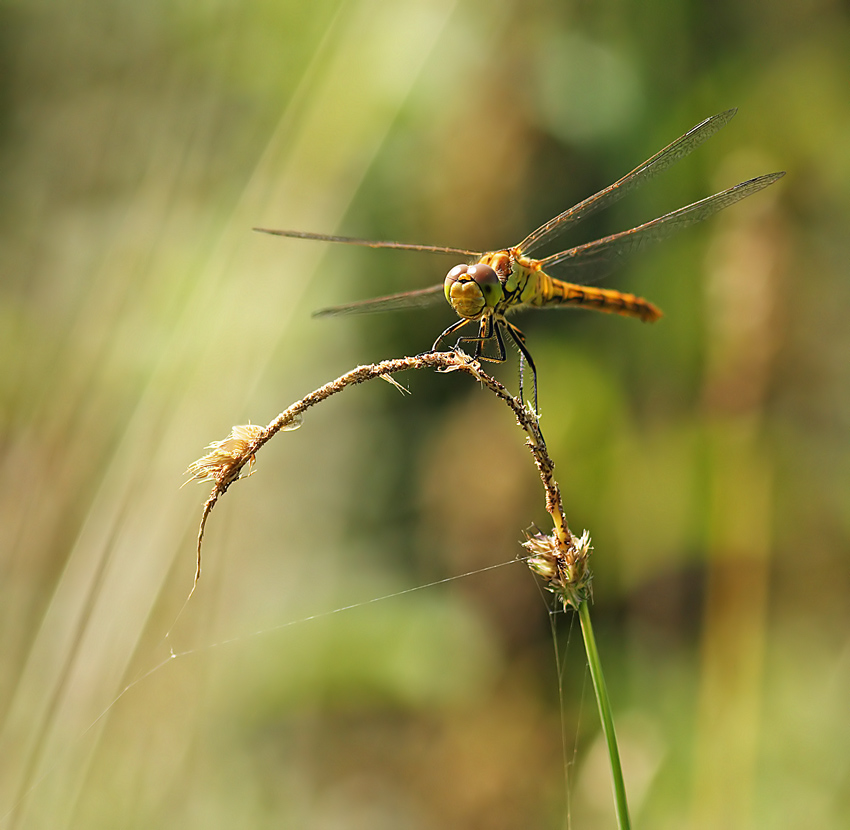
top-left (184, 423), bottom-right (265, 486)
top-left (523, 529), bottom-right (593, 610)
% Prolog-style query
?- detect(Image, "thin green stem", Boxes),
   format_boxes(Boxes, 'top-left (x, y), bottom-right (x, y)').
top-left (579, 600), bottom-right (631, 830)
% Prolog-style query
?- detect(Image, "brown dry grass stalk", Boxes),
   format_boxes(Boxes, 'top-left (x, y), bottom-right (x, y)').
top-left (186, 351), bottom-right (591, 606)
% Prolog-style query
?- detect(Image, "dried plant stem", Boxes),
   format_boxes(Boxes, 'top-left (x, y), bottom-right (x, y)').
top-left (186, 349), bottom-right (630, 826)
top-left (188, 351), bottom-right (573, 585)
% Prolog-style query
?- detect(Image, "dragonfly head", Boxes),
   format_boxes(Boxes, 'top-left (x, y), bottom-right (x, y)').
top-left (444, 262), bottom-right (503, 320)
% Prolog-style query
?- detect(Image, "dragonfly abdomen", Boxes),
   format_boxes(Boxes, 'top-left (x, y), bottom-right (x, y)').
top-left (536, 274), bottom-right (662, 323)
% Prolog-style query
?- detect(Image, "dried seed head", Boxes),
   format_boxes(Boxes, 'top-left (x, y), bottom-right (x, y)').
top-left (184, 423), bottom-right (266, 486)
top-left (523, 528), bottom-right (593, 610)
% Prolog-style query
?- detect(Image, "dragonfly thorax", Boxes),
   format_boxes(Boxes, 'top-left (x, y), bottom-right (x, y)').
top-left (443, 262), bottom-right (503, 320)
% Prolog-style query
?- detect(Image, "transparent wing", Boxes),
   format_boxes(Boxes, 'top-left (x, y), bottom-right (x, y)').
top-left (313, 284), bottom-right (446, 317)
top-left (539, 172), bottom-right (785, 274)
top-left (518, 109), bottom-right (739, 257)
top-left (254, 227), bottom-right (479, 257)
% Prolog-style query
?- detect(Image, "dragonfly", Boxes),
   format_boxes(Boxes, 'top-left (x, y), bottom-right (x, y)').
top-left (256, 109), bottom-right (784, 409)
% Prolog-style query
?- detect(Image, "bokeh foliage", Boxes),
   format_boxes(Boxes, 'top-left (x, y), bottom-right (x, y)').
top-left (1, 0), bottom-right (849, 827)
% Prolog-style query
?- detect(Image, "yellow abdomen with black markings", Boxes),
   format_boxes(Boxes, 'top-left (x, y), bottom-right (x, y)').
top-left (513, 256), bottom-right (662, 323)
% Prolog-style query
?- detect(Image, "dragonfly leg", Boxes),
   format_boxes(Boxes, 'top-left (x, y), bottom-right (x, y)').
top-left (492, 319), bottom-right (508, 364)
top-left (435, 315), bottom-right (501, 361)
top-left (504, 322), bottom-right (538, 411)
top-left (462, 317), bottom-right (507, 363)
top-left (432, 318), bottom-right (472, 352)
top-left (471, 316), bottom-right (496, 360)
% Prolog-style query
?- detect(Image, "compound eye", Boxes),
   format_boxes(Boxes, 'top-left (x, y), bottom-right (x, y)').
top-left (468, 263), bottom-right (499, 298)
top-left (446, 264), bottom-right (469, 282)
top-left (443, 261), bottom-right (503, 319)
top-left (467, 263), bottom-right (501, 309)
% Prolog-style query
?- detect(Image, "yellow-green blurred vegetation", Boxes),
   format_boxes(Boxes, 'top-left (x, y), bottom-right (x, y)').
top-left (2, 0), bottom-right (849, 827)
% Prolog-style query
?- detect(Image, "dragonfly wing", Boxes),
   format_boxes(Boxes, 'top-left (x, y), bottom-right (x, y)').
top-left (313, 284), bottom-right (446, 317)
top-left (518, 109), bottom-right (739, 257)
top-left (255, 227), bottom-right (479, 257)
top-left (539, 172), bottom-right (785, 274)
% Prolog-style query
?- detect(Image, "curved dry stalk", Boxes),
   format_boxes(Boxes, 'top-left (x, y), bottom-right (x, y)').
top-left (185, 350), bottom-right (591, 608)
top-left (185, 348), bottom-right (621, 821)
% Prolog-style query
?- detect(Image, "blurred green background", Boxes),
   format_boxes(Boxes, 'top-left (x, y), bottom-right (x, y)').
top-left (1, 0), bottom-right (849, 827)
